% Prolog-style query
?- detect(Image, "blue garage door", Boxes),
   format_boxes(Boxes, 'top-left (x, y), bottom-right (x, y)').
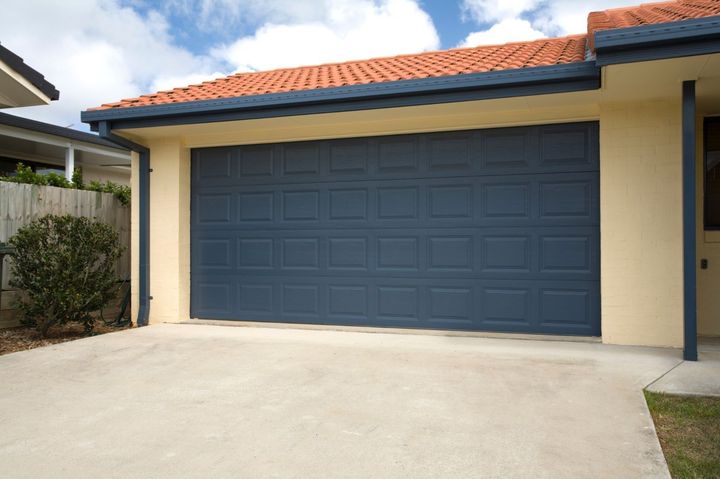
top-left (191, 122), bottom-right (600, 335)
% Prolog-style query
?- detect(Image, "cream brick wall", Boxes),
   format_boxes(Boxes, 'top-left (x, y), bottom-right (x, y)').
top-left (599, 100), bottom-right (684, 347)
top-left (145, 138), bottom-right (190, 324)
top-left (130, 151), bottom-right (139, 324)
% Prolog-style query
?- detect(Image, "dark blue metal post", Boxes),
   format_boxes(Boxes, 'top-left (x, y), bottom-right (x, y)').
top-left (683, 80), bottom-right (698, 361)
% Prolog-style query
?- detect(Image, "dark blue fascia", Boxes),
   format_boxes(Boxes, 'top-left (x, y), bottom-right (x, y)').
top-left (682, 80), bottom-right (698, 362)
top-left (97, 122), bottom-right (151, 327)
top-left (595, 16), bottom-right (720, 66)
top-left (82, 62), bottom-right (599, 130)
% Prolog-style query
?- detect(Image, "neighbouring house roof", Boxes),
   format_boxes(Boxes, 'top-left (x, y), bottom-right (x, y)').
top-left (0, 112), bottom-right (127, 150)
top-left (84, 0), bottom-right (720, 119)
top-left (0, 43), bottom-right (59, 103)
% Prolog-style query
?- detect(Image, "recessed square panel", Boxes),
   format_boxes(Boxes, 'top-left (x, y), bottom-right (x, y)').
top-left (429, 186), bottom-right (472, 218)
top-left (329, 189), bottom-right (367, 220)
top-left (541, 130), bottom-right (588, 165)
top-left (198, 239), bottom-right (230, 268)
top-left (283, 191), bottom-right (319, 220)
top-left (429, 237), bottom-right (472, 271)
top-left (237, 238), bottom-right (273, 269)
top-left (429, 136), bottom-right (471, 169)
top-left (483, 133), bottom-right (527, 168)
top-left (196, 283), bottom-right (231, 313)
top-left (330, 141), bottom-right (367, 173)
top-left (378, 138), bottom-right (417, 171)
top-left (540, 182), bottom-right (591, 217)
top-left (540, 289), bottom-right (589, 326)
top-left (238, 284), bottom-right (273, 313)
top-left (282, 238), bottom-right (319, 269)
top-left (482, 237), bottom-right (529, 272)
top-left (283, 285), bottom-right (319, 314)
top-left (239, 192), bottom-right (273, 221)
top-left (377, 237), bottom-right (418, 270)
top-left (482, 288), bottom-right (529, 323)
top-left (239, 146), bottom-right (273, 177)
top-left (196, 149), bottom-right (231, 179)
top-left (197, 194), bottom-right (231, 223)
top-left (329, 286), bottom-right (367, 317)
top-left (283, 144), bottom-right (320, 174)
top-left (540, 236), bottom-right (590, 272)
top-left (429, 288), bottom-right (472, 321)
top-left (484, 184), bottom-right (529, 218)
top-left (329, 238), bottom-right (367, 269)
top-left (378, 187), bottom-right (417, 219)
top-left (377, 286), bottom-right (418, 319)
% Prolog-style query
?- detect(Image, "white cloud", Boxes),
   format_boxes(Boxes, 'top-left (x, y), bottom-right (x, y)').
top-left (1, 0), bottom-right (439, 130)
top-left (462, 0), bottom-right (540, 24)
top-left (1, 0), bottom-right (220, 129)
top-left (460, 18), bottom-right (546, 47)
top-left (214, 0), bottom-right (440, 72)
top-left (159, 0), bottom-right (327, 31)
top-left (459, 0), bottom-right (633, 47)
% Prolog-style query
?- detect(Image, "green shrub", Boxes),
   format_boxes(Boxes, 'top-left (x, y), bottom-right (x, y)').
top-left (86, 180), bottom-right (131, 206)
top-left (71, 167), bottom-right (84, 189)
top-left (9, 214), bottom-right (124, 337)
top-left (2, 163), bottom-right (48, 185)
top-left (44, 172), bottom-right (71, 188)
top-left (1, 163), bottom-right (130, 205)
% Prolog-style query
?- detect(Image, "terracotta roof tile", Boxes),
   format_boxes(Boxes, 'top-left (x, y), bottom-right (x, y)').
top-left (588, 0), bottom-right (720, 49)
top-left (91, 35), bottom-right (588, 111)
top-left (91, 0), bottom-right (720, 112)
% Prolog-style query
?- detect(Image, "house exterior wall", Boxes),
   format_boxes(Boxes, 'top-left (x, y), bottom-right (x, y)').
top-left (599, 100), bottom-right (684, 347)
top-left (126, 91), bottom-right (688, 347)
top-left (130, 151), bottom-right (139, 323)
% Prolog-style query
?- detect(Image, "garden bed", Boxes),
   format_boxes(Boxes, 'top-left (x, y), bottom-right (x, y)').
top-left (0, 323), bottom-right (130, 356)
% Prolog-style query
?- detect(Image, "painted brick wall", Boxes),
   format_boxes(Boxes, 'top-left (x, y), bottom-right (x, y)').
top-left (600, 99), bottom-right (684, 347)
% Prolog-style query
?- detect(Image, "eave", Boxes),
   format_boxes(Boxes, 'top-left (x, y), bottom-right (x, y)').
top-left (82, 62), bottom-right (601, 131)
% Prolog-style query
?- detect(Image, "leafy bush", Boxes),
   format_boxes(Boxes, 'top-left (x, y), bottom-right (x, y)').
top-left (9, 215), bottom-right (124, 337)
top-left (71, 167), bottom-right (84, 189)
top-left (1, 163), bottom-right (130, 205)
top-left (87, 180), bottom-right (131, 206)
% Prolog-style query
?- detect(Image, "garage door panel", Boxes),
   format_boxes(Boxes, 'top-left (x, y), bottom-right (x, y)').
top-left (193, 173), bottom-right (598, 230)
top-left (190, 274), bottom-right (599, 335)
top-left (192, 122), bottom-right (599, 335)
top-left (192, 123), bottom-right (598, 187)
top-left (194, 226), bottom-right (597, 280)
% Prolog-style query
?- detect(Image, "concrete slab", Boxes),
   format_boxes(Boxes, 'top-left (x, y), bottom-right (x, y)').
top-left (0, 324), bottom-right (681, 479)
top-left (646, 350), bottom-right (720, 397)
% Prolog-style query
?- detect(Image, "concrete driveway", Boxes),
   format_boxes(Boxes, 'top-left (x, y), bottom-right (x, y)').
top-left (0, 324), bottom-right (681, 479)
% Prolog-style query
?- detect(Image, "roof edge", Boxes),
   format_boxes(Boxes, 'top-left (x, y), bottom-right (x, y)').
top-left (595, 16), bottom-right (720, 65)
top-left (82, 62), bottom-right (599, 130)
top-left (0, 112), bottom-right (127, 150)
top-left (0, 44), bottom-right (60, 101)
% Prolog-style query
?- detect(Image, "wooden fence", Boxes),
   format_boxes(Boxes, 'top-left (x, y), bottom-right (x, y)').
top-left (0, 182), bottom-right (130, 327)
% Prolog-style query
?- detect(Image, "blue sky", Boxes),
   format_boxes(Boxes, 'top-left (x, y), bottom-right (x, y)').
top-left (1, 0), bottom-right (628, 129)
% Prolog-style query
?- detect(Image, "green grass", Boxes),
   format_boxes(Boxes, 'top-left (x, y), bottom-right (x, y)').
top-left (645, 391), bottom-right (720, 478)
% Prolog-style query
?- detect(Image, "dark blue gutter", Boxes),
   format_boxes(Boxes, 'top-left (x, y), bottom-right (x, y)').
top-left (682, 81), bottom-right (698, 361)
top-left (97, 121), bottom-right (150, 327)
top-left (82, 62), bottom-right (600, 130)
top-left (595, 16), bottom-right (720, 66)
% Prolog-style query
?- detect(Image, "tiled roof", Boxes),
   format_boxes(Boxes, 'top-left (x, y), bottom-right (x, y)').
top-left (92, 35), bottom-right (587, 110)
top-left (588, 0), bottom-right (720, 49)
top-left (91, 0), bottom-right (720, 112)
